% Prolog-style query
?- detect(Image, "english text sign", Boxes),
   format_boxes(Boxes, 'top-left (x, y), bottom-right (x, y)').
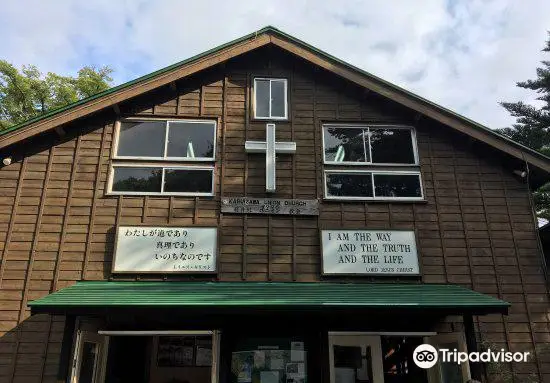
top-left (113, 226), bottom-right (217, 273)
top-left (321, 230), bottom-right (419, 275)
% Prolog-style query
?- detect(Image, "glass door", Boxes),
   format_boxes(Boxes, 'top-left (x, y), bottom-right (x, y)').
top-left (329, 333), bottom-right (384, 383)
top-left (70, 330), bottom-right (109, 383)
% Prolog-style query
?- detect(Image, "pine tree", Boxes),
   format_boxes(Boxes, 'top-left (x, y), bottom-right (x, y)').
top-left (498, 32), bottom-right (550, 220)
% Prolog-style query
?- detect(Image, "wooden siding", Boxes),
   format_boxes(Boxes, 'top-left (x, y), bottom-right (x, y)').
top-left (0, 47), bottom-right (548, 382)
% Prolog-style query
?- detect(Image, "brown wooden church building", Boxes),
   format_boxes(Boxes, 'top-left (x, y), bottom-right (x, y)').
top-left (1, 26), bottom-right (550, 383)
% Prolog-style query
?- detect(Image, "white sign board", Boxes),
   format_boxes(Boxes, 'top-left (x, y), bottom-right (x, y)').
top-left (113, 226), bottom-right (217, 273)
top-left (321, 230), bottom-right (419, 275)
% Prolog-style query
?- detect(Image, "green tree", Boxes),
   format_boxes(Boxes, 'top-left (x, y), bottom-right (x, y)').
top-left (498, 32), bottom-right (550, 220)
top-left (0, 61), bottom-right (113, 129)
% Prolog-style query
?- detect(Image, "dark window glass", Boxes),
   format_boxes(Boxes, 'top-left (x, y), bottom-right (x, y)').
top-left (370, 129), bottom-right (415, 164)
top-left (167, 122), bottom-right (215, 159)
top-left (104, 336), bottom-right (149, 383)
top-left (78, 342), bottom-right (98, 383)
top-left (374, 174), bottom-right (421, 198)
top-left (112, 167), bottom-right (162, 192)
top-left (326, 173), bottom-right (373, 197)
top-left (324, 128), bottom-right (367, 162)
top-left (255, 79), bottom-right (270, 118)
top-left (164, 169), bottom-right (213, 194)
top-left (271, 80), bottom-right (286, 117)
top-left (381, 336), bottom-right (427, 382)
top-left (117, 121), bottom-right (166, 157)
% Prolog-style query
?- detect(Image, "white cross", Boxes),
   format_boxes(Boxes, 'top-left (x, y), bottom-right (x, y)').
top-left (245, 123), bottom-right (297, 192)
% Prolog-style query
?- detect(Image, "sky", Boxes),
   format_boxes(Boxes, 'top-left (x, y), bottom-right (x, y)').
top-left (1, 0), bottom-right (550, 129)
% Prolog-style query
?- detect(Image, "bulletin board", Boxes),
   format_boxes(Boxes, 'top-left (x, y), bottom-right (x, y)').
top-left (231, 338), bottom-right (307, 383)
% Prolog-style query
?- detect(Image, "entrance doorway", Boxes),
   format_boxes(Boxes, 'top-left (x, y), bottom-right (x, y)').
top-left (328, 333), bottom-right (431, 383)
top-left (70, 330), bottom-right (109, 383)
top-left (328, 332), bottom-right (471, 383)
top-left (70, 330), bottom-right (220, 383)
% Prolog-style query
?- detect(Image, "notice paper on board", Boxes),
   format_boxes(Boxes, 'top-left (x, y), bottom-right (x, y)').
top-left (254, 351), bottom-right (266, 368)
top-left (260, 371), bottom-right (279, 383)
top-left (270, 357), bottom-right (284, 370)
top-left (286, 363), bottom-right (305, 379)
top-left (291, 341), bottom-right (305, 362)
top-left (237, 362), bottom-right (252, 383)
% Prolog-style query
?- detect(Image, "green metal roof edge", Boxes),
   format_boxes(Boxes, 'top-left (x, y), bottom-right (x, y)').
top-left (2, 25), bottom-right (548, 165)
top-left (27, 280), bottom-right (510, 308)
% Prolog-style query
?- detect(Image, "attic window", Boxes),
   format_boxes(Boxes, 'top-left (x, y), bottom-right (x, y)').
top-left (253, 78), bottom-right (288, 119)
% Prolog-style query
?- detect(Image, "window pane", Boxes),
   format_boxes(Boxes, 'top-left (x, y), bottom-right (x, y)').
top-left (374, 174), bottom-right (421, 198)
top-left (324, 127), bottom-right (367, 162)
top-left (271, 80), bottom-right (286, 118)
top-left (333, 345), bottom-right (372, 383)
top-left (164, 169), bottom-right (213, 194)
top-left (255, 79), bottom-right (270, 118)
top-left (117, 121), bottom-right (166, 157)
top-left (167, 121), bottom-right (215, 158)
top-left (112, 167), bottom-right (162, 193)
top-left (370, 129), bottom-right (415, 164)
top-left (326, 173), bottom-right (373, 197)
top-left (381, 336), bottom-right (427, 381)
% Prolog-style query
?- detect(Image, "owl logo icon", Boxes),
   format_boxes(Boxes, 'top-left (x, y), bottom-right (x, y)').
top-left (413, 344), bottom-right (438, 368)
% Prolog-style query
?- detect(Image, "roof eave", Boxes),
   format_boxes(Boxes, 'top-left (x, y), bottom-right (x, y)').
top-left (1, 26), bottom-right (549, 174)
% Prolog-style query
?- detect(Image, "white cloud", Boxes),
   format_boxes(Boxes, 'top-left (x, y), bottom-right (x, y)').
top-left (1, 0), bottom-right (549, 129)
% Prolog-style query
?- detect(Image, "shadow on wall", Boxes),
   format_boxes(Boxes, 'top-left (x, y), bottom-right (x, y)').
top-left (0, 314), bottom-right (67, 383)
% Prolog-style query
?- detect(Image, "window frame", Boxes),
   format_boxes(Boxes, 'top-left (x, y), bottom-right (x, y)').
top-left (107, 163), bottom-right (215, 197)
top-left (109, 118), bottom-right (217, 197)
top-left (113, 118), bottom-right (217, 161)
top-left (324, 169), bottom-right (424, 201)
top-left (322, 123), bottom-right (423, 201)
top-left (322, 124), bottom-right (419, 166)
top-left (253, 77), bottom-right (289, 120)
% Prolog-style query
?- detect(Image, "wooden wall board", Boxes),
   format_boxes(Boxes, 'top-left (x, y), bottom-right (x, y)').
top-left (0, 46), bottom-right (548, 383)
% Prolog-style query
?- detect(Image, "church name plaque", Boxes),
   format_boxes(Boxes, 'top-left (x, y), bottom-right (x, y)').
top-left (321, 229), bottom-right (419, 276)
top-left (221, 197), bottom-right (319, 216)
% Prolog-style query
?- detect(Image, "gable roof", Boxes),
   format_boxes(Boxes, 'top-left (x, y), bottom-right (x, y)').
top-left (1, 26), bottom-right (549, 174)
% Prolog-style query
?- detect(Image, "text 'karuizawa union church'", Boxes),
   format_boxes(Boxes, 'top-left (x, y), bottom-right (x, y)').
top-left (1, 26), bottom-right (550, 383)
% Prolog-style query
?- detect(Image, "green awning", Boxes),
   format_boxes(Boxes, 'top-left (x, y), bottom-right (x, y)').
top-left (28, 281), bottom-right (510, 314)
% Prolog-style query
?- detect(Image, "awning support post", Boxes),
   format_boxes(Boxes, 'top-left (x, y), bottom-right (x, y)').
top-left (464, 314), bottom-right (483, 381)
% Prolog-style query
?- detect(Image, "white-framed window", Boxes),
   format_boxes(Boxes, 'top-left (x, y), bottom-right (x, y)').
top-left (114, 119), bottom-right (216, 161)
top-left (322, 124), bottom-right (423, 200)
top-left (323, 124), bottom-right (418, 165)
top-left (253, 78), bottom-right (288, 120)
top-left (109, 119), bottom-right (216, 196)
